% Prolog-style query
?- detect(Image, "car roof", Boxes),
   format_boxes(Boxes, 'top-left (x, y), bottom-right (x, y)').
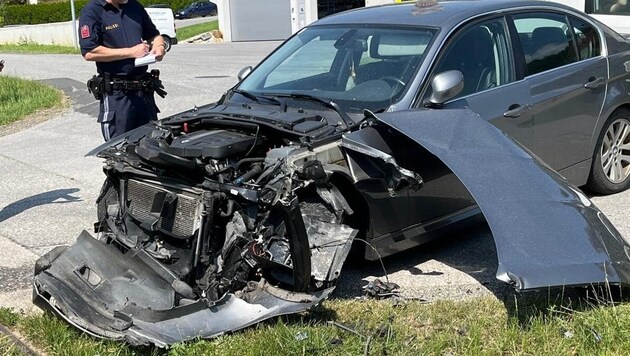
top-left (313, 0), bottom-right (578, 29)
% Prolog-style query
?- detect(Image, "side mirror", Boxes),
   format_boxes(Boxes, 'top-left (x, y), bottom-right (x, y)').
top-left (237, 66), bottom-right (253, 82)
top-left (426, 70), bottom-right (464, 108)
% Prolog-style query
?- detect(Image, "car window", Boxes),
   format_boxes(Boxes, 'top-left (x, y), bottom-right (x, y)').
top-left (430, 17), bottom-right (513, 100)
top-left (513, 13), bottom-right (578, 76)
top-left (569, 16), bottom-right (601, 59)
top-left (588, 0), bottom-right (630, 14)
top-left (239, 26), bottom-right (435, 113)
top-left (264, 36), bottom-right (339, 88)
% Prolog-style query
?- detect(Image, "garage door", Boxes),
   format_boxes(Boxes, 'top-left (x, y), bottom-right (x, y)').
top-left (230, 0), bottom-right (292, 41)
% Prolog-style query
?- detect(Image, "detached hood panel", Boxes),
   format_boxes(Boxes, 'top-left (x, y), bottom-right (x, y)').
top-left (375, 109), bottom-right (630, 291)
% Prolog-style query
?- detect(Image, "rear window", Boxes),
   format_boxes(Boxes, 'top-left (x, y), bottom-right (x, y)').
top-left (513, 12), bottom-right (578, 76)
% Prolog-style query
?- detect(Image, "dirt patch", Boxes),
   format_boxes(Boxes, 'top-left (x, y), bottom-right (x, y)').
top-left (0, 96), bottom-right (70, 138)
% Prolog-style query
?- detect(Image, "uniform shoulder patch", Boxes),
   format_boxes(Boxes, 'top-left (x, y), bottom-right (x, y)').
top-left (81, 25), bottom-right (90, 39)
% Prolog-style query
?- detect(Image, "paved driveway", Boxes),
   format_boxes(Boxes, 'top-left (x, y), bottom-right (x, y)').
top-left (0, 42), bottom-right (628, 311)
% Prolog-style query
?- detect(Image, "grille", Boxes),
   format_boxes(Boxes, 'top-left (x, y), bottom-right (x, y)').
top-left (126, 179), bottom-right (200, 239)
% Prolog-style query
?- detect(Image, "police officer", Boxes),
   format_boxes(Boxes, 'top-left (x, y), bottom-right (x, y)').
top-left (79, 0), bottom-right (166, 141)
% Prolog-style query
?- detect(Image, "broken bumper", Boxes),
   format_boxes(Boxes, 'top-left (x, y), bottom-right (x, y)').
top-left (33, 231), bottom-right (332, 347)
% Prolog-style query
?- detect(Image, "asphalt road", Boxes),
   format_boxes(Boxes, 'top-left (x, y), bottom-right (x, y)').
top-left (0, 42), bottom-right (628, 311)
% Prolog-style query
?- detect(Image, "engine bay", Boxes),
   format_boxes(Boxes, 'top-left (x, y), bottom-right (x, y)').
top-left (94, 120), bottom-right (358, 306)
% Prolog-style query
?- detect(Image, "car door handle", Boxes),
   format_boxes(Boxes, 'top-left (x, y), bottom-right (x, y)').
top-left (584, 76), bottom-right (606, 90)
top-left (503, 104), bottom-right (531, 118)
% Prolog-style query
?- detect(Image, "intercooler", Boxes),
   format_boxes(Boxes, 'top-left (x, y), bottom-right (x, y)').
top-left (126, 179), bottom-right (201, 239)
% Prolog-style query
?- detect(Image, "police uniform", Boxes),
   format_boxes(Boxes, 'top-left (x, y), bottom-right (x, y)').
top-left (79, 0), bottom-right (161, 141)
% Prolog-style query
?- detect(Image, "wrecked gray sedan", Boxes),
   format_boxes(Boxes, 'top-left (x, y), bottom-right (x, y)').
top-left (34, 0), bottom-right (630, 347)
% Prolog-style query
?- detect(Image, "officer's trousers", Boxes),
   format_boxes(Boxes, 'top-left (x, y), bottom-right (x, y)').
top-left (98, 89), bottom-right (159, 141)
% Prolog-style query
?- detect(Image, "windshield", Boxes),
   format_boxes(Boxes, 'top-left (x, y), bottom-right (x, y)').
top-left (237, 26), bottom-right (436, 113)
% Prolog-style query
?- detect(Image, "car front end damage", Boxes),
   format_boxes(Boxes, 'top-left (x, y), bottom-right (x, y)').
top-left (33, 117), bottom-right (362, 346)
top-left (32, 108), bottom-right (630, 346)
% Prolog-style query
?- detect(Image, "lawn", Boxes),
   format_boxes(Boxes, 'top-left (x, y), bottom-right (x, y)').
top-left (0, 335), bottom-right (23, 356)
top-left (0, 75), bottom-right (64, 125)
top-left (1, 295), bottom-right (630, 355)
top-left (0, 19), bottom-right (219, 55)
top-left (177, 20), bottom-right (218, 41)
top-left (0, 43), bottom-right (80, 54)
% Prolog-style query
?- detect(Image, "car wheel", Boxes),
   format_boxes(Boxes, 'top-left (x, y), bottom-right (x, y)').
top-left (211, 9), bottom-right (217, 16)
top-left (163, 36), bottom-right (172, 52)
top-left (586, 108), bottom-right (630, 194)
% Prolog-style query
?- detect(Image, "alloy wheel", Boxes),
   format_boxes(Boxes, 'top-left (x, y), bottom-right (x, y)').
top-left (600, 118), bottom-right (630, 184)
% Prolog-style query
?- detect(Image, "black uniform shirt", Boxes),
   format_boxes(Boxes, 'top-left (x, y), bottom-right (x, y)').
top-left (79, 0), bottom-right (159, 76)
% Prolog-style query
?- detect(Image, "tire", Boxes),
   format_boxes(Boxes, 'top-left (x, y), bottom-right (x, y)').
top-left (210, 9), bottom-right (217, 16)
top-left (586, 108), bottom-right (630, 194)
top-left (163, 36), bottom-right (172, 52)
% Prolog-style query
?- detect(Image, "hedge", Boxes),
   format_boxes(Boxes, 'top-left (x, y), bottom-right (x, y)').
top-left (2, 0), bottom-right (195, 26)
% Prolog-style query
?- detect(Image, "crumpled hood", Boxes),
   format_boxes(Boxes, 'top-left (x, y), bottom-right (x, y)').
top-left (375, 108), bottom-right (630, 290)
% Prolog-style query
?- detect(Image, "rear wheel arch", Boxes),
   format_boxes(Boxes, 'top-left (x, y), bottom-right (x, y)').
top-left (590, 103), bottom-right (630, 152)
top-left (586, 106), bottom-right (630, 194)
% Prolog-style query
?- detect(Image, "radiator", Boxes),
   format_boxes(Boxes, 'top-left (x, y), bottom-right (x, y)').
top-left (126, 179), bottom-right (200, 239)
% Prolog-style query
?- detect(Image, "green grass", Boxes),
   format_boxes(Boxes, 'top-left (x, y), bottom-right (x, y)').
top-left (177, 20), bottom-right (218, 41)
top-left (0, 335), bottom-right (25, 356)
top-left (0, 309), bottom-right (24, 356)
top-left (0, 75), bottom-right (64, 125)
top-left (0, 20), bottom-right (219, 53)
top-left (0, 42), bottom-right (80, 54)
top-left (2, 296), bottom-right (630, 355)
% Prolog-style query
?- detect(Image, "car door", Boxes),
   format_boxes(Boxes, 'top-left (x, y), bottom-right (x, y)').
top-left (423, 16), bottom-right (533, 149)
top-left (190, 3), bottom-right (200, 17)
top-left (200, 2), bottom-right (211, 16)
top-left (406, 16), bottom-right (531, 228)
top-left (511, 12), bottom-right (607, 172)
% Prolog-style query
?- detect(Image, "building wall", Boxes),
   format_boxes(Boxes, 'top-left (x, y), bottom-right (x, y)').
top-left (0, 21), bottom-right (76, 46)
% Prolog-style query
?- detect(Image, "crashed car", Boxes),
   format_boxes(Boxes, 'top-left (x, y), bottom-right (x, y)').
top-left (34, 0), bottom-right (630, 347)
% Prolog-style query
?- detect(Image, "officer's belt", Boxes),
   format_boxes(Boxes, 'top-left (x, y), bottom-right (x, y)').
top-left (105, 74), bottom-right (150, 92)
top-left (87, 72), bottom-right (167, 100)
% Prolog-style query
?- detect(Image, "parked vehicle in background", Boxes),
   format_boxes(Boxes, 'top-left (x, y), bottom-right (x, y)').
top-left (146, 7), bottom-right (178, 51)
top-left (175, 1), bottom-right (218, 19)
top-left (549, 0), bottom-right (630, 35)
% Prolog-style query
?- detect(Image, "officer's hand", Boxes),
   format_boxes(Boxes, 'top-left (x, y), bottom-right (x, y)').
top-left (150, 45), bottom-right (166, 61)
top-left (129, 43), bottom-right (150, 58)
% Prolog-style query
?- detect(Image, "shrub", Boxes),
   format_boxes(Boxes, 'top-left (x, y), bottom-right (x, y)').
top-left (3, 0), bottom-right (195, 26)
top-left (4, 0), bottom-right (89, 25)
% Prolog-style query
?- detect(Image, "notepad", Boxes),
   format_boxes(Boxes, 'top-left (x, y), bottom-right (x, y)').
top-left (134, 54), bottom-right (156, 67)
